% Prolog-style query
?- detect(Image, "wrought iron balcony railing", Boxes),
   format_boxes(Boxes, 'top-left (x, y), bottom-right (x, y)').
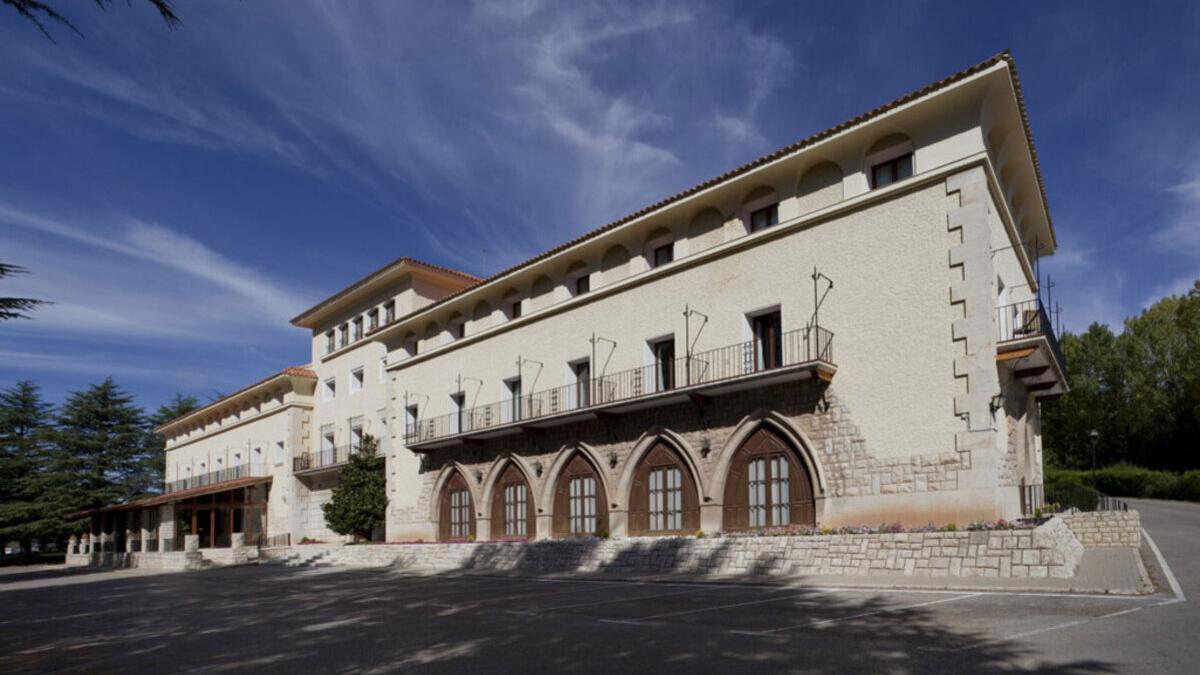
top-left (405, 326), bottom-right (833, 446)
top-left (164, 462), bottom-right (267, 495)
top-left (293, 444), bottom-right (372, 474)
top-left (996, 299), bottom-right (1065, 371)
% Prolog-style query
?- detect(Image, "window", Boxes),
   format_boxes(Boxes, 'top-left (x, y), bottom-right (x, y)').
top-left (452, 322), bottom-right (466, 339)
top-left (274, 441), bottom-right (285, 466)
top-left (449, 487), bottom-right (471, 539)
top-left (404, 338), bottom-right (419, 358)
top-left (504, 482), bottom-right (528, 537)
top-left (350, 367), bottom-right (364, 394)
top-left (352, 317), bottom-right (363, 341)
top-left (652, 243), bottom-right (674, 268)
top-left (870, 153), bottom-right (913, 189)
top-left (338, 323), bottom-right (349, 348)
top-left (321, 429), bottom-right (335, 465)
top-left (570, 360), bottom-right (591, 408)
top-left (747, 456), bottom-right (791, 527)
top-left (751, 310), bottom-right (783, 370)
top-left (367, 309), bottom-right (379, 332)
top-left (322, 377), bottom-right (336, 401)
top-left (750, 204), bottom-right (779, 233)
top-left (324, 330), bottom-right (335, 355)
top-left (384, 300), bottom-right (395, 324)
top-left (509, 300), bottom-right (522, 319)
top-left (574, 274), bottom-right (590, 296)
top-left (404, 404), bottom-right (419, 437)
top-left (568, 475), bottom-right (597, 535)
top-left (650, 337), bottom-right (675, 391)
top-left (450, 392), bottom-right (465, 434)
top-left (648, 466), bottom-right (683, 532)
top-left (350, 423), bottom-right (364, 452)
top-left (505, 377), bottom-right (522, 422)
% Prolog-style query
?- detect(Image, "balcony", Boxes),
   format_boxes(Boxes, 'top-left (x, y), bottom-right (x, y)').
top-left (996, 299), bottom-right (1068, 399)
top-left (164, 462), bottom-right (268, 495)
top-left (405, 326), bottom-right (835, 450)
top-left (293, 444), bottom-right (375, 475)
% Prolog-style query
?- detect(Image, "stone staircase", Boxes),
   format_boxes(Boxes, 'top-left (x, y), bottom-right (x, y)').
top-left (261, 544), bottom-right (343, 568)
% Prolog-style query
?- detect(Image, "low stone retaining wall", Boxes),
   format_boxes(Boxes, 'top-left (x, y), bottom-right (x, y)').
top-left (1059, 511), bottom-right (1141, 548)
top-left (65, 545), bottom-right (258, 570)
top-left (330, 516), bottom-right (1084, 579)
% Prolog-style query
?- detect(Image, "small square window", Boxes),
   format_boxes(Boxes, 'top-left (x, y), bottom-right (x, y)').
top-left (652, 243), bottom-right (674, 268)
top-left (384, 301), bottom-right (396, 324)
top-left (323, 377), bottom-right (336, 401)
top-left (870, 153), bottom-right (914, 189)
top-left (750, 204), bottom-right (778, 233)
top-left (367, 309), bottom-right (379, 332)
top-left (338, 324), bottom-right (349, 348)
top-left (453, 322), bottom-right (466, 339)
top-left (510, 301), bottom-right (522, 319)
top-left (574, 275), bottom-right (590, 296)
top-left (350, 367), bottom-right (364, 394)
top-left (324, 330), bottom-right (335, 355)
top-left (352, 317), bottom-right (363, 341)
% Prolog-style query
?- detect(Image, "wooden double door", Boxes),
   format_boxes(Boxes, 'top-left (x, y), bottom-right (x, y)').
top-left (722, 428), bottom-right (815, 530)
top-left (627, 443), bottom-right (700, 536)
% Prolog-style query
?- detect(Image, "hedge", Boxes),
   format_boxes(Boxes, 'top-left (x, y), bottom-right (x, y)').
top-left (1046, 465), bottom-right (1200, 502)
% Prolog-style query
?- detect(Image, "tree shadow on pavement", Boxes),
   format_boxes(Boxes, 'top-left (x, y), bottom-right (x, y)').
top-left (0, 564), bottom-right (1118, 674)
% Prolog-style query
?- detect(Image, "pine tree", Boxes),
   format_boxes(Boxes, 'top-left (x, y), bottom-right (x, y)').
top-left (141, 394), bottom-right (200, 495)
top-left (0, 380), bottom-right (54, 555)
top-left (323, 435), bottom-right (387, 541)
top-left (37, 379), bottom-right (149, 540)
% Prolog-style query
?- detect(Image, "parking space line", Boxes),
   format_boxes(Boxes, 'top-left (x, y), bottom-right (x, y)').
top-left (597, 588), bottom-right (833, 626)
top-left (730, 593), bottom-right (981, 636)
top-left (507, 584), bottom-right (728, 615)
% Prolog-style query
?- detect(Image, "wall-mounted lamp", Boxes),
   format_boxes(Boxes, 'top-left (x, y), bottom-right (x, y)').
top-left (473, 469), bottom-right (483, 484)
top-left (608, 451), bottom-right (619, 469)
top-left (533, 461), bottom-right (544, 478)
top-left (990, 393), bottom-right (1005, 415)
top-left (700, 438), bottom-right (712, 458)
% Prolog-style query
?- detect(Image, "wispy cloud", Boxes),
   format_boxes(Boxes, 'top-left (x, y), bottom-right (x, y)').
top-left (0, 202), bottom-right (312, 344)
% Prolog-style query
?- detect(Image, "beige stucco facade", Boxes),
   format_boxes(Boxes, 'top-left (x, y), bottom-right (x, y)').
top-left (92, 53), bottom-right (1064, 551)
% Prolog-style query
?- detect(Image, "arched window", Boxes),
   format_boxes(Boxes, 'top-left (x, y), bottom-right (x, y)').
top-left (796, 161), bottom-right (843, 214)
top-left (490, 462), bottom-right (535, 540)
top-left (685, 207), bottom-right (724, 254)
top-left (722, 428), bottom-right (815, 530)
top-left (470, 300), bottom-right (493, 333)
top-left (642, 227), bottom-right (674, 269)
top-left (447, 311), bottom-right (466, 340)
top-left (530, 274), bottom-right (556, 310)
top-left (501, 287), bottom-right (522, 320)
top-left (741, 186), bottom-right (779, 233)
top-left (422, 320), bottom-right (442, 350)
top-left (865, 133), bottom-right (914, 189)
top-left (600, 245), bottom-right (631, 286)
top-left (438, 471), bottom-right (475, 541)
top-left (628, 442), bottom-right (699, 536)
top-left (565, 260), bottom-right (590, 297)
top-left (552, 453), bottom-right (608, 538)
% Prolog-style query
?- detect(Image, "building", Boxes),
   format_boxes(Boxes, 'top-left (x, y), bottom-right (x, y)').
top-left (73, 52), bottom-right (1066, 558)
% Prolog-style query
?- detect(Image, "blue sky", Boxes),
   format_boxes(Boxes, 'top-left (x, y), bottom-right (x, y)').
top-left (2, 1), bottom-right (1198, 411)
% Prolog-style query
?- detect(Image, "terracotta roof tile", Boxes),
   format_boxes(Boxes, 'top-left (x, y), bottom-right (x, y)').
top-left (152, 365), bottom-right (317, 434)
top-left (375, 51), bottom-right (1051, 330)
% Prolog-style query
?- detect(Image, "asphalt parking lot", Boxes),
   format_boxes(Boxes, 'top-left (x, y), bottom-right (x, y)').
top-left (0, 499), bottom-right (1193, 673)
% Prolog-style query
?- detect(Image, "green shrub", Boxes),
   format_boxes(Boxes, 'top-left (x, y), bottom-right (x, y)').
top-left (1169, 471), bottom-right (1200, 502)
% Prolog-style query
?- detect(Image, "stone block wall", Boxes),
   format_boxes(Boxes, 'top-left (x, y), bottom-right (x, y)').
top-left (1059, 511), bottom-right (1141, 548)
top-left (396, 378), bottom-right (975, 539)
top-left (333, 516), bottom-right (1082, 579)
